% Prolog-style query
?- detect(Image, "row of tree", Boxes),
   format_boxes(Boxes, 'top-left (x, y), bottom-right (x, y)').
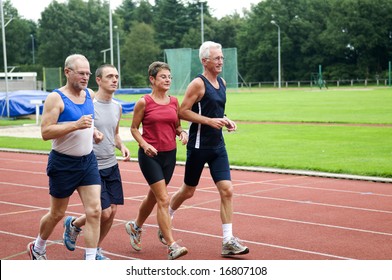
top-left (1, 0), bottom-right (392, 89)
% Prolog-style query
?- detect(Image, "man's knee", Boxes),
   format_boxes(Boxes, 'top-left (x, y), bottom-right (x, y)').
top-left (86, 203), bottom-right (102, 220)
top-left (48, 210), bottom-right (65, 223)
top-left (101, 207), bottom-right (113, 222)
top-left (217, 181), bottom-right (233, 199)
top-left (181, 185), bottom-right (196, 199)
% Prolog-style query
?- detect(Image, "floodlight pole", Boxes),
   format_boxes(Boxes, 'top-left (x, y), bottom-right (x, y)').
top-left (109, 0), bottom-right (114, 65)
top-left (1, 0), bottom-right (10, 117)
top-left (271, 20), bottom-right (281, 89)
top-left (30, 34), bottom-right (35, 64)
top-left (200, 0), bottom-right (206, 44)
top-left (114, 25), bottom-right (121, 89)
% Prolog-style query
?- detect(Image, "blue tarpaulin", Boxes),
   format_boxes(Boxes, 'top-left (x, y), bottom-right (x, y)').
top-left (115, 88), bottom-right (151, 94)
top-left (0, 90), bottom-right (135, 117)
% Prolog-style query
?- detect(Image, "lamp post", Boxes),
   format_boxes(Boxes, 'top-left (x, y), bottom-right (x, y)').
top-left (114, 25), bottom-right (121, 88)
top-left (30, 34), bottom-right (35, 64)
top-left (200, 0), bottom-right (206, 44)
top-left (270, 20), bottom-right (281, 89)
top-left (1, 0), bottom-right (10, 117)
top-left (109, 0), bottom-right (114, 64)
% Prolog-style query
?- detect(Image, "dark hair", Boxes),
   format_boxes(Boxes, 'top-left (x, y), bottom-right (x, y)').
top-left (148, 61), bottom-right (171, 78)
top-left (95, 64), bottom-right (116, 78)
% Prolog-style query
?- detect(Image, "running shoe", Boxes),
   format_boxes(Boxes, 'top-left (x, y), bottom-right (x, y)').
top-left (221, 236), bottom-right (249, 256)
top-left (95, 247), bottom-right (110, 260)
top-left (63, 216), bottom-right (82, 251)
top-left (125, 220), bottom-right (142, 251)
top-left (27, 241), bottom-right (47, 260)
top-left (167, 242), bottom-right (188, 260)
top-left (157, 229), bottom-right (167, 245)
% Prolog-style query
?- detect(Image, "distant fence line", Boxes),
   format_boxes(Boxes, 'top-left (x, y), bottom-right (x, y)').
top-left (236, 79), bottom-right (391, 88)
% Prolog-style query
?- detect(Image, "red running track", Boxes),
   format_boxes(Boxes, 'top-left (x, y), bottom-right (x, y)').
top-left (1, 151), bottom-right (392, 260)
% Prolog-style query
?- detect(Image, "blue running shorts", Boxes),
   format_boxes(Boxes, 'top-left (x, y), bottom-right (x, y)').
top-left (184, 146), bottom-right (231, 187)
top-left (47, 150), bottom-right (101, 198)
top-left (99, 164), bottom-right (124, 209)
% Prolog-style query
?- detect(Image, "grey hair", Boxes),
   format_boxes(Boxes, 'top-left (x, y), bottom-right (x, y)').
top-left (64, 54), bottom-right (88, 69)
top-left (199, 41), bottom-right (222, 62)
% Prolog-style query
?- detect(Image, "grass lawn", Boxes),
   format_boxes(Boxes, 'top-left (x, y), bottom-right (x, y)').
top-left (1, 86), bottom-right (391, 177)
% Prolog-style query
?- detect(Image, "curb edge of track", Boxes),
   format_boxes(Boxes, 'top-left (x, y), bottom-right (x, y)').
top-left (1, 148), bottom-right (391, 184)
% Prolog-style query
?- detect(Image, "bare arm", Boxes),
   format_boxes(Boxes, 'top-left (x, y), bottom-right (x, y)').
top-left (40, 92), bottom-right (93, 141)
top-left (115, 105), bottom-right (130, 161)
top-left (173, 97), bottom-right (188, 145)
top-left (179, 78), bottom-right (228, 130)
top-left (130, 97), bottom-right (158, 157)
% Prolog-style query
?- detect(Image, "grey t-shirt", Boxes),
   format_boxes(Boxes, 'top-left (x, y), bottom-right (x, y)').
top-left (93, 98), bottom-right (122, 170)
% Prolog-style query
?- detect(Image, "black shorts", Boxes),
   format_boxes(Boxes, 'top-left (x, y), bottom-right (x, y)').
top-left (47, 150), bottom-right (101, 199)
top-left (138, 148), bottom-right (176, 185)
top-left (184, 146), bottom-right (231, 187)
top-left (99, 164), bottom-right (124, 210)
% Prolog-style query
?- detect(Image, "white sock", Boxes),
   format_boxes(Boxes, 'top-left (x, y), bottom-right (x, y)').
top-left (34, 235), bottom-right (46, 254)
top-left (85, 248), bottom-right (97, 260)
top-left (169, 206), bottom-right (175, 220)
top-left (222, 223), bottom-right (233, 243)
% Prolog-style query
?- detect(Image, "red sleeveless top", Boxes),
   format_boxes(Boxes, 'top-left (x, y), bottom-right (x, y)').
top-left (141, 94), bottom-right (179, 152)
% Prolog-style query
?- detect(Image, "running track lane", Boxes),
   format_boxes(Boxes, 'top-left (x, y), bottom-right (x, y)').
top-left (0, 151), bottom-right (392, 260)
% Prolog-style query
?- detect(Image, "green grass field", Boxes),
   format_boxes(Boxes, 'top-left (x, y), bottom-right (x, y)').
top-left (1, 87), bottom-right (391, 177)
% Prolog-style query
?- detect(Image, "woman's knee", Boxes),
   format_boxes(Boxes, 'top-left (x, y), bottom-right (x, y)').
top-left (157, 193), bottom-right (170, 209)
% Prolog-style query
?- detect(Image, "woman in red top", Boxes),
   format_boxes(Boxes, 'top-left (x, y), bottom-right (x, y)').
top-left (125, 61), bottom-right (188, 260)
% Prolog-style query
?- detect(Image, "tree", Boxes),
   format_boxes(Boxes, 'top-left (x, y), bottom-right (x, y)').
top-left (0, 1), bottom-right (38, 67)
top-left (37, 0), bottom-right (111, 71)
top-left (153, 0), bottom-right (191, 49)
top-left (121, 22), bottom-right (160, 87)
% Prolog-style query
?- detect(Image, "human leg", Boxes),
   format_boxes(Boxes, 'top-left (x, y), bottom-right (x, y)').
top-left (169, 147), bottom-right (205, 213)
top-left (77, 184), bottom-right (101, 259)
top-left (209, 147), bottom-right (249, 256)
top-left (149, 179), bottom-right (188, 260)
top-left (28, 196), bottom-right (69, 260)
top-left (216, 180), bottom-right (234, 225)
top-left (94, 205), bottom-right (115, 260)
top-left (99, 205), bottom-right (116, 245)
top-left (149, 180), bottom-right (175, 245)
top-left (169, 183), bottom-right (196, 211)
top-left (125, 189), bottom-right (157, 251)
top-left (126, 149), bottom-right (163, 251)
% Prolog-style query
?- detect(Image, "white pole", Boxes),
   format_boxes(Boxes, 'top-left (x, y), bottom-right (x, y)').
top-left (271, 20), bottom-right (281, 89)
top-left (200, 1), bottom-right (205, 44)
top-left (31, 34), bottom-right (35, 64)
top-left (0, 0), bottom-right (10, 117)
top-left (115, 26), bottom-right (121, 88)
top-left (109, 0), bottom-right (114, 65)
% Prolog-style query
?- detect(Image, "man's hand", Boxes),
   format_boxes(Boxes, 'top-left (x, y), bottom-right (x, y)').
top-left (93, 128), bottom-right (104, 144)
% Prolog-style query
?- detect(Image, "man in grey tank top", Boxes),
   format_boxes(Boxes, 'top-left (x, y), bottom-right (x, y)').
top-left (62, 64), bottom-right (130, 260)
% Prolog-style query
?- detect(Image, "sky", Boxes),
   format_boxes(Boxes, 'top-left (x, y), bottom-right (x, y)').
top-left (9, 0), bottom-right (261, 22)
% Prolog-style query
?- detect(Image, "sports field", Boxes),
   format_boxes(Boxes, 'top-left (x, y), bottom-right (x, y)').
top-left (1, 86), bottom-right (391, 178)
top-left (119, 86), bottom-right (392, 178)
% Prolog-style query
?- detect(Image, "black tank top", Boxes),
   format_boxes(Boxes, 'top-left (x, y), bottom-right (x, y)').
top-left (187, 74), bottom-right (226, 149)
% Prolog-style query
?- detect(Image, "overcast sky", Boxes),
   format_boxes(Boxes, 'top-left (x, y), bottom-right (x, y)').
top-left (9, 0), bottom-right (260, 22)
